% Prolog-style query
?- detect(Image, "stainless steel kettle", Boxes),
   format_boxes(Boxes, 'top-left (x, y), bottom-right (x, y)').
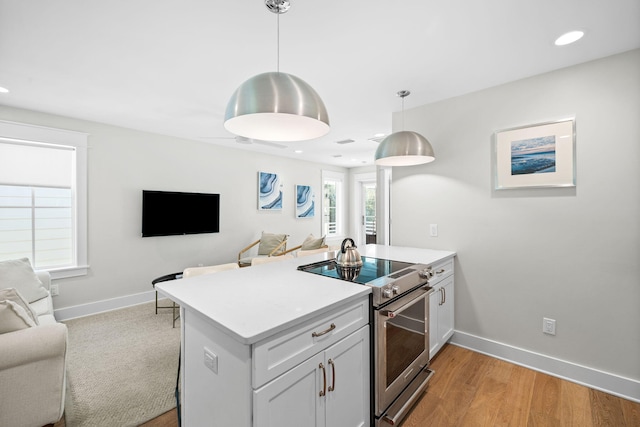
top-left (336, 238), bottom-right (363, 268)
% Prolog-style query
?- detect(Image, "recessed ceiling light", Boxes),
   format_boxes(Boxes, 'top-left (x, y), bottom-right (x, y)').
top-left (373, 133), bottom-right (385, 138)
top-left (0, 87), bottom-right (9, 94)
top-left (555, 30), bottom-right (584, 46)
top-left (294, 150), bottom-right (303, 154)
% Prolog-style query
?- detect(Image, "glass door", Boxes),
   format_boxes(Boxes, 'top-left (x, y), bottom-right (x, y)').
top-left (361, 182), bottom-right (376, 245)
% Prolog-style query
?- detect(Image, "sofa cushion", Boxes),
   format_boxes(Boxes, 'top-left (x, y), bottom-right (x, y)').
top-left (257, 232), bottom-right (287, 255)
top-left (30, 294), bottom-right (53, 319)
top-left (0, 288), bottom-right (39, 325)
top-left (301, 234), bottom-right (326, 250)
top-left (0, 300), bottom-right (37, 334)
top-left (37, 313), bottom-right (58, 325)
top-left (0, 258), bottom-right (48, 303)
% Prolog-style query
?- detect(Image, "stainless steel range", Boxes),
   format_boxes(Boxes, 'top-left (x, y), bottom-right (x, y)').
top-left (298, 255), bottom-right (435, 426)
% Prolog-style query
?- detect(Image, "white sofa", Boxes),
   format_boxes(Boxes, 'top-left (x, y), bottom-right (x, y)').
top-left (0, 269), bottom-right (68, 427)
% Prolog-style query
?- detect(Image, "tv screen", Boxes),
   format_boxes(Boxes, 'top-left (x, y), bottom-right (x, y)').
top-left (142, 190), bottom-right (220, 237)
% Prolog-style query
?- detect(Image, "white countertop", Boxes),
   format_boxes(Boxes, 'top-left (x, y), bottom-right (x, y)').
top-left (156, 244), bottom-right (455, 345)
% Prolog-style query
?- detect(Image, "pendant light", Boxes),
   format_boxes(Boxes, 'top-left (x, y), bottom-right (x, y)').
top-left (224, 0), bottom-right (330, 142)
top-left (374, 90), bottom-right (435, 166)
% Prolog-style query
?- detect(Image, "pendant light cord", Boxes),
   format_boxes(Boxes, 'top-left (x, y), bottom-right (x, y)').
top-left (401, 95), bottom-right (405, 131)
top-left (276, 12), bottom-right (280, 73)
top-left (397, 90), bottom-right (410, 131)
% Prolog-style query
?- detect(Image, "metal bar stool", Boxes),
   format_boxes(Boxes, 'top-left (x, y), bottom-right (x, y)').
top-left (151, 272), bottom-right (182, 327)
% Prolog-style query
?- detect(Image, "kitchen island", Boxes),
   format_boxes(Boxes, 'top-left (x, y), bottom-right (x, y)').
top-left (156, 245), bottom-right (455, 427)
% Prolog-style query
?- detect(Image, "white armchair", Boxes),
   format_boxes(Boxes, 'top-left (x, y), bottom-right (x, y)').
top-left (0, 265), bottom-right (67, 427)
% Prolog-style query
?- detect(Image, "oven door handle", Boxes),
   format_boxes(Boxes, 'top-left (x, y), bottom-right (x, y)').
top-left (379, 286), bottom-right (430, 317)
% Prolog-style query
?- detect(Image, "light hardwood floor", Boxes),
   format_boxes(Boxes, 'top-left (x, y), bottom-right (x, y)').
top-left (61, 344), bottom-right (640, 427)
top-left (402, 344), bottom-right (639, 426)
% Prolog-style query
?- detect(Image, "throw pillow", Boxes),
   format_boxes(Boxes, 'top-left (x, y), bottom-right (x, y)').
top-left (0, 258), bottom-right (48, 303)
top-left (257, 232), bottom-right (287, 255)
top-left (0, 300), bottom-right (36, 334)
top-left (301, 234), bottom-right (326, 250)
top-left (0, 288), bottom-right (39, 325)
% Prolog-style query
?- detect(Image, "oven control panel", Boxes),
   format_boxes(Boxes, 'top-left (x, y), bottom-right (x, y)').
top-left (379, 265), bottom-right (433, 302)
top-left (418, 267), bottom-right (434, 280)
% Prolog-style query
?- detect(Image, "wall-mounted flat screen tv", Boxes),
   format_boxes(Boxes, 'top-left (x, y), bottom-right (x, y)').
top-left (142, 190), bottom-right (220, 237)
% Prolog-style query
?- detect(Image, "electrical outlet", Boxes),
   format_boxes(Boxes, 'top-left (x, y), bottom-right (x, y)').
top-left (50, 284), bottom-right (59, 296)
top-left (430, 224), bottom-right (438, 237)
top-left (543, 317), bottom-right (556, 335)
top-left (204, 347), bottom-right (218, 374)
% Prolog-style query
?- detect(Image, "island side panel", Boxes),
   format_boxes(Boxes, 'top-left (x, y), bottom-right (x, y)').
top-left (183, 307), bottom-right (252, 426)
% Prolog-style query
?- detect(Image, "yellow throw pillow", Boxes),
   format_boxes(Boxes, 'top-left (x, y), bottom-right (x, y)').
top-left (258, 232), bottom-right (287, 255)
top-left (0, 288), bottom-right (39, 325)
top-left (0, 300), bottom-right (36, 334)
top-left (301, 234), bottom-right (326, 250)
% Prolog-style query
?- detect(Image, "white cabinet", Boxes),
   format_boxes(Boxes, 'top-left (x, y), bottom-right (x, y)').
top-left (429, 258), bottom-right (455, 359)
top-left (180, 296), bottom-right (370, 427)
top-left (254, 325), bottom-right (369, 427)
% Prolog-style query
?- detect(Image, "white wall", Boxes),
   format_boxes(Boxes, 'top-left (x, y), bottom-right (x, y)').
top-left (0, 106), bottom-right (348, 312)
top-left (390, 50), bottom-right (640, 384)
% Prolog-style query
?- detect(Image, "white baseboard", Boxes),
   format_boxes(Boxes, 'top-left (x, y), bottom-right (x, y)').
top-left (54, 290), bottom-right (157, 321)
top-left (450, 331), bottom-right (640, 403)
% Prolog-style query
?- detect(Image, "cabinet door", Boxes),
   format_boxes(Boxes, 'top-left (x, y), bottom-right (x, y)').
top-left (429, 275), bottom-right (455, 360)
top-left (325, 326), bottom-right (370, 427)
top-left (254, 352), bottom-right (325, 427)
top-left (437, 276), bottom-right (454, 345)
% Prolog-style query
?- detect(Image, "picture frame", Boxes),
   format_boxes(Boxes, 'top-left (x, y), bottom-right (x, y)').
top-left (494, 118), bottom-right (576, 190)
top-left (258, 171), bottom-right (283, 210)
top-left (295, 185), bottom-right (315, 218)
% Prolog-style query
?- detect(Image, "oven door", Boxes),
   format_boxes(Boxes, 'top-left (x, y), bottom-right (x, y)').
top-left (374, 286), bottom-right (431, 417)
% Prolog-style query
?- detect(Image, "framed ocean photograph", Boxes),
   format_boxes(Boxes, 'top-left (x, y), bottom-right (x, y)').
top-left (295, 185), bottom-right (315, 218)
top-left (258, 171), bottom-right (283, 210)
top-left (494, 118), bottom-right (576, 190)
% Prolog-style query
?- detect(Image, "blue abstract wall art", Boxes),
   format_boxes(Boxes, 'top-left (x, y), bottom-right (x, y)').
top-left (296, 185), bottom-right (314, 218)
top-left (258, 171), bottom-right (283, 210)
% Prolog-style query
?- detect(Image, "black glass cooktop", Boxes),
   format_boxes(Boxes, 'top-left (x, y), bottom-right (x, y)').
top-left (297, 256), bottom-right (415, 285)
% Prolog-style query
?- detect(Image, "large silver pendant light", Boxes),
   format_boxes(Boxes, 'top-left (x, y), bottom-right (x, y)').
top-left (375, 90), bottom-right (435, 166)
top-left (224, 0), bottom-right (330, 142)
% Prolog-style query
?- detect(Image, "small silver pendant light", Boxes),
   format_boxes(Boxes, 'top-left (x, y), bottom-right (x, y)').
top-left (224, 0), bottom-right (330, 142)
top-left (374, 90), bottom-right (435, 166)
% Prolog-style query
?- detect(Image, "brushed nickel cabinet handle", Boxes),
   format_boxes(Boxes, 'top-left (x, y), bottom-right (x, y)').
top-left (319, 363), bottom-right (326, 396)
top-left (439, 288), bottom-right (444, 306)
top-left (328, 359), bottom-right (335, 392)
top-left (436, 269), bottom-right (445, 274)
top-left (312, 323), bottom-right (336, 338)
top-left (443, 287), bottom-right (446, 304)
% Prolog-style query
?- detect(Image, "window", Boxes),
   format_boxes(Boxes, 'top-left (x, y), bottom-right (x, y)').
top-left (0, 120), bottom-right (88, 278)
top-left (322, 170), bottom-right (345, 238)
top-left (0, 185), bottom-right (73, 268)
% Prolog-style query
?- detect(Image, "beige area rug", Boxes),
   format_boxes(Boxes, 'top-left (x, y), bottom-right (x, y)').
top-left (63, 301), bottom-right (180, 427)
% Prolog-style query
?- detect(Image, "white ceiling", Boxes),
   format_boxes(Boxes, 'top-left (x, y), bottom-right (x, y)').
top-left (1, 0), bottom-right (639, 168)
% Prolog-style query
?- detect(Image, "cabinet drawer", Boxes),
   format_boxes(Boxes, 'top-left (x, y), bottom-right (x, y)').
top-left (253, 296), bottom-right (369, 388)
top-left (430, 258), bottom-right (454, 284)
